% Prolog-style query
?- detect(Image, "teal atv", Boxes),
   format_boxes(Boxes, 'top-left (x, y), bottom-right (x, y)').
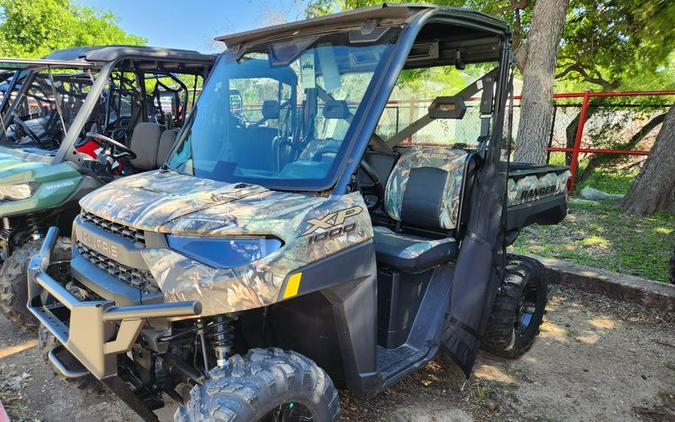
top-left (0, 47), bottom-right (214, 329)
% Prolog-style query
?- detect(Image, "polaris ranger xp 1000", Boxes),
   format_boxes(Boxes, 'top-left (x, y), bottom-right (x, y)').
top-left (28, 5), bottom-right (570, 421)
top-left (0, 47), bottom-right (214, 329)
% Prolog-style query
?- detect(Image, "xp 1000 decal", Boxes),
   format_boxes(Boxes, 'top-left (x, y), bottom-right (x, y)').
top-left (303, 205), bottom-right (365, 244)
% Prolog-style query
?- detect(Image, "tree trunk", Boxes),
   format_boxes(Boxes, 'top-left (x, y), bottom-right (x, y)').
top-left (622, 103), bottom-right (675, 215)
top-left (513, 0), bottom-right (569, 164)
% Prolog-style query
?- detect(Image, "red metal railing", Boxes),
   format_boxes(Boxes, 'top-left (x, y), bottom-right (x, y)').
top-left (545, 89), bottom-right (675, 191)
top-left (240, 89), bottom-right (674, 192)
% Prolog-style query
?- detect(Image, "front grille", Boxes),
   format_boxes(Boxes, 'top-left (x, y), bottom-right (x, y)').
top-left (81, 212), bottom-right (145, 245)
top-left (77, 242), bottom-right (157, 292)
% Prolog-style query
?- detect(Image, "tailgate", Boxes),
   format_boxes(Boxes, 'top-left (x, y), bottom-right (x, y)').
top-left (506, 163), bottom-right (570, 231)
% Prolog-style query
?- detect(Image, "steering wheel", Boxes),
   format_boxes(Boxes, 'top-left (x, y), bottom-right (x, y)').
top-left (12, 115), bottom-right (45, 146)
top-left (86, 132), bottom-right (137, 160)
top-left (311, 143), bottom-right (341, 161)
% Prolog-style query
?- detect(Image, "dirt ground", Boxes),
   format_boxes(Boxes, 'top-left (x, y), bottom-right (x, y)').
top-left (1, 284), bottom-right (673, 422)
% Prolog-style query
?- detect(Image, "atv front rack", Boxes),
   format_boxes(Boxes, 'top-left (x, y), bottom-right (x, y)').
top-left (26, 227), bottom-right (202, 381)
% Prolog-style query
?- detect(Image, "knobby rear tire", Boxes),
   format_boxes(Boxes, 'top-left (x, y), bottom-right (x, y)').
top-left (482, 255), bottom-right (548, 358)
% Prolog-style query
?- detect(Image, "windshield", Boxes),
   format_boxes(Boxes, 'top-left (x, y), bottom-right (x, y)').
top-left (167, 31), bottom-right (398, 190)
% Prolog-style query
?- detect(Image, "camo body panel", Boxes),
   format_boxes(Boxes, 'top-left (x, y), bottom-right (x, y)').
top-left (79, 171), bottom-right (269, 231)
top-left (384, 147), bottom-right (467, 229)
top-left (508, 170), bottom-right (571, 206)
top-left (79, 170), bottom-right (373, 316)
top-left (373, 226), bottom-right (453, 259)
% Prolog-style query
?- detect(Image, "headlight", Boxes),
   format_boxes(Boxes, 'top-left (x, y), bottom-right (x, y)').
top-left (0, 183), bottom-right (37, 200)
top-left (166, 235), bottom-right (283, 269)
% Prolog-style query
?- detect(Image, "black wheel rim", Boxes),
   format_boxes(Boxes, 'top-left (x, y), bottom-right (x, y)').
top-left (515, 282), bottom-right (538, 336)
top-left (260, 402), bottom-right (314, 422)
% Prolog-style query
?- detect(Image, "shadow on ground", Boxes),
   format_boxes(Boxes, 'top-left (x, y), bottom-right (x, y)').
top-left (1, 285), bottom-right (673, 422)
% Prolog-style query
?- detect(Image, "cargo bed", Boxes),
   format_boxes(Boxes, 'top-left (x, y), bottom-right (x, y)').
top-left (506, 163), bottom-right (570, 232)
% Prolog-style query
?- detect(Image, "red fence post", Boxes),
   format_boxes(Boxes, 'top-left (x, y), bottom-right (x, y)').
top-left (568, 89), bottom-right (591, 192)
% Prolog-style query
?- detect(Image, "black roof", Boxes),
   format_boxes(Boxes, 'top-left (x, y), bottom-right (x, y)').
top-left (44, 45), bottom-right (215, 64)
top-left (215, 3), bottom-right (509, 48)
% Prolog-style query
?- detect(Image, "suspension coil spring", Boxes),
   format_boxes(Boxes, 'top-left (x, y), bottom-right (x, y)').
top-left (26, 215), bottom-right (41, 240)
top-left (207, 316), bottom-right (235, 367)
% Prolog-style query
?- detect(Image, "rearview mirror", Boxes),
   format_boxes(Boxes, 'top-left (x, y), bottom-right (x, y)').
top-left (428, 96), bottom-right (466, 120)
top-left (323, 100), bottom-right (350, 119)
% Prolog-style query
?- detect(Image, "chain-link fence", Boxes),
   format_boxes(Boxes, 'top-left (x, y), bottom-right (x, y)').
top-left (375, 99), bottom-right (485, 146)
top-left (545, 91), bottom-right (673, 190)
top-left (376, 91), bottom-right (674, 192)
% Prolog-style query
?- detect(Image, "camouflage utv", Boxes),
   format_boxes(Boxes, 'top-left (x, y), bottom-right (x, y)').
top-left (28, 5), bottom-right (570, 421)
top-left (0, 47), bottom-right (214, 329)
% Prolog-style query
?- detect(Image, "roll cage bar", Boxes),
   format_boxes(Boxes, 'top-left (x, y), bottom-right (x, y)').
top-left (285, 5), bottom-right (511, 194)
top-left (0, 53), bottom-right (213, 164)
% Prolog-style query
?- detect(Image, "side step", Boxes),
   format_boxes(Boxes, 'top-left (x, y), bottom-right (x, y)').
top-left (48, 345), bottom-right (89, 379)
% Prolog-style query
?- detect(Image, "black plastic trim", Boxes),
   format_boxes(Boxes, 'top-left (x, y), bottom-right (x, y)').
top-left (506, 193), bottom-right (567, 231)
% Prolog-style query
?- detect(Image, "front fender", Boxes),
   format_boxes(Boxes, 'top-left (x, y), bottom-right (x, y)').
top-left (0, 162), bottom-right (83, 217)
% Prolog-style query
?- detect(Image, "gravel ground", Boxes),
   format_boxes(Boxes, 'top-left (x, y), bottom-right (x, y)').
top-left (1, 284), bottom-right (673, 422)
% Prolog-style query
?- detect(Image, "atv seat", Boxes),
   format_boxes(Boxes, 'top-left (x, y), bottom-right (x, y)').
top-left (373, 147), bottom-right (467, 273)
top-left (373, 226), bottom-right (457, 272)
top-left (156, 129), bottom-right (178, 167)
top-left (129, 122), bottom-right (163, 171)
top-left (129, 123), bottom-right (178, 170)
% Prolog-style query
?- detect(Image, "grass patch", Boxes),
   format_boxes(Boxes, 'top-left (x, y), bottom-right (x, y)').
top-left (512, 198), bottom-right (674, 282)
top-left (576, 168), bottom-right (639, 195)
top-left (546, 152), bottom-right (639, 195)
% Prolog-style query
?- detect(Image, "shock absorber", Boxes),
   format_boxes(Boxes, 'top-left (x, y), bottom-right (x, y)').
top-left (208, 316), bottom-right (235, 367)
top-left (26, 215), bottom-right (41, 241)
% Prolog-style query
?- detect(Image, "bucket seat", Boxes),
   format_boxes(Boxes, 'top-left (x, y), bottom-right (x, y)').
top-left (129, 122), bottom-right (162, 171)
top-left (156, 129), bottom-right (178, 167)
top-left (373, 147), bottom-right (468, 272)
top-left (128, 123), bottom-right (178, 170)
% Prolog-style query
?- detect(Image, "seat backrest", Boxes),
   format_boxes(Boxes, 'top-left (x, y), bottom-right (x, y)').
top-left (384, 147), bottom-right (468, 230)
top-left (228, 126), bottom-right (279, 171)
top-left (156, 129), bottom-right (178, 168)
top-left (129, 122), bottom-right (163, 170)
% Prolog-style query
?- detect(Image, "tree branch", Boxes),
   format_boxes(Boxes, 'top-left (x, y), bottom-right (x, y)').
top-left (554, 62), bottom-right (619, 91)
top-left (494, 0), bottom-right (529, 15)
top-left (555, 64), bottom-right (578, 79)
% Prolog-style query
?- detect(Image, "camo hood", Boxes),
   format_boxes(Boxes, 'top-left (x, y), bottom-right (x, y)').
top-left (77, 170), bottom-right (374, 315)
top-left (79, 170), bottom-right (272, 232)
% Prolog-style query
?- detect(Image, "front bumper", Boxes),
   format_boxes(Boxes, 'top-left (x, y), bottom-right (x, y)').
top-left (27, 227), bottom-right (202, 380)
